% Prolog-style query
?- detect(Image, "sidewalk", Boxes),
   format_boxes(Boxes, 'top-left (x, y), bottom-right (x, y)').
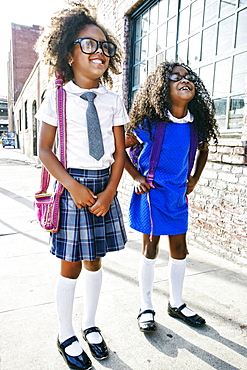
top-left (0, 147), bottom-right (247, 370)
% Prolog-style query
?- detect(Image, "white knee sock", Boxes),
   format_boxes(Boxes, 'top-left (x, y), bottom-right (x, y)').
top-left (168, 257), bottom-right (195, 317)
top-left (55, 275), bottom-right (82, 356)
top-left (138, 254), bottom-right (156, 322)
top-left (82, 268), bottom-right (102, 344)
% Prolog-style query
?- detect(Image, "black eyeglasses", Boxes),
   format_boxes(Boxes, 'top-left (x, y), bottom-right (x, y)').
top-left (168, 73), bottom-right (197, 83)
top-left (68, 37), bottom-right (117, 57)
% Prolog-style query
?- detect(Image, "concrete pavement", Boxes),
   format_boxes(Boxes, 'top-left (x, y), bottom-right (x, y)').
top-left (0, 146), bottom-right (247, 370)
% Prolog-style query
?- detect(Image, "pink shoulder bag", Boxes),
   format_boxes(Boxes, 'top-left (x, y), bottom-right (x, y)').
top-left (34, 73), bottom-right (67, 233)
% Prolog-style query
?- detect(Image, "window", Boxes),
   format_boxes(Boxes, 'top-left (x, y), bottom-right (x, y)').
top-left (201, 25), bottom-right (216, 61)
top-left (229, 95), bottom-right (245, 129)
top-left (235, 7), bottom-right (247, 48)
top-left (204, 0), bottom-right (218, 26)
top-left (214, 98), bottom-right (227, 129)
top-left (24, 101), bottom-right (28, 130)
top-left (130, 0), bottom-right (178, 99)
top-left (178, 6), bottom-right (190, 41)
top-left (168, 0), bottom-right (178, 17)
top-left (199, 64), bottom-right (214, 94)
top-left (188, 33), bottom-right (201, 64)
top-left (213, 58), bottom-right (231, 96)
top-left (167, 17), bottom-right (176, 48)
top-left (19, 109), bottom-right (22, 132)
top-left (177, 40), bottom-right (188, 62)
top-left (129, 0), bottom-right (247, 132)
top-left (231, 52), bottom-right (247, 93)
top-left (219, 0), bottom-right (237, 18)
top-left (190, 0), bottom-right (203, 33)
top-left (217, 16), bottom-right (234, 55)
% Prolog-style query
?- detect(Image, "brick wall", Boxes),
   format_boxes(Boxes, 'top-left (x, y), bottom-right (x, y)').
top-left (188, 151), bottom-right (247, 265)
top-left (12, 23), bottom-right (40, 103)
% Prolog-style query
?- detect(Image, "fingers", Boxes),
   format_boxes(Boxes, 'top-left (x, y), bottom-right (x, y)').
top-left (88, 203), bottom-right (108, 217)
top-left (88, 206), bottom-right (107, 217)
top-left (76, 194), bottom-right (97, 209)
top-left (135, 181), bottom-right (154, 194)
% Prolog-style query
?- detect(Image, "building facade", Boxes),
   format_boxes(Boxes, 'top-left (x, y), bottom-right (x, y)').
top-left (12, 0), bottom-right (247, 264)
top-left (8, 23), bottom-right (41, 136)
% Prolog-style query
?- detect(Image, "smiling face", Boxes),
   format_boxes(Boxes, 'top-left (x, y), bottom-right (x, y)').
top-left (68, 24), bottom-right (110, 88)
top-left (169, 66), bottom-right (196, 108)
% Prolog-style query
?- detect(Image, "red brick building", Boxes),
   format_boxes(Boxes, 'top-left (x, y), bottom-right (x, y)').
top-left (8, 23), bottom-right (40, 132)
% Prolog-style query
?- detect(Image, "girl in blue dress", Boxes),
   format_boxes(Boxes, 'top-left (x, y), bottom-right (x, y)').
top-left (125, 61), bottom-right (218, 332)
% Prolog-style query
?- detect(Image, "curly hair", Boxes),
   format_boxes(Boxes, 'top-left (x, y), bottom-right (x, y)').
top-left (127, 61), bottom-right (218, 143)
top-left (35, 0), bottom-right (122, 88)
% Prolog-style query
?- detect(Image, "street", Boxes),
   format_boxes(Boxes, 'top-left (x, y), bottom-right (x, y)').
top-left (0, 146), bottom-right (247, 370)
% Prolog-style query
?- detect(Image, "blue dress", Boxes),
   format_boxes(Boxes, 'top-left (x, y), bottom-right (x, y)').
top-left (129, 121), bottom-right (191, 236)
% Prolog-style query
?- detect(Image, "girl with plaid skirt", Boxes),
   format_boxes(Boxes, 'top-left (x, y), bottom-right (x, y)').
top-left (36, 3), bottom-right (128, 369)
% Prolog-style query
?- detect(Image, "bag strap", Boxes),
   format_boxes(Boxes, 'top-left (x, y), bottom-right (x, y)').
top-left (146, 122), bottom-right (167, 187)
top-left (38, 72), bottom-right (67, 195)
top-left (188, 123), bottom-right (198, 178)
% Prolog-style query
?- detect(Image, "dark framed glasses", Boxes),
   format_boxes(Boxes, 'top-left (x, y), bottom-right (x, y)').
top-left (168, 73), bottom-right (197, 83)
top-left (68, 37), bottom-right (117, 57)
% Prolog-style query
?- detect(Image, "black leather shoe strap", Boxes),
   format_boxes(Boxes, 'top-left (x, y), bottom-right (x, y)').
top-left (137, 309), bottom-right (155, 319)
top-left (83, 326), bottom-right (101, 337)
top-left (176, 304), bottom-right (187, 312)
top-left (59, 336), bottom-right (78, 350)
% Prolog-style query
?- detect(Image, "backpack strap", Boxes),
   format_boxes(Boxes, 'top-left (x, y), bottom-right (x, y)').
top-left (187, 123), bottom-right (198, 178)
top-left (37, 72), bottom-right (67, 195)
top-left (146, 122), bottom-right (167, 241)
top-left (146, 122), bottom-right (167, 187)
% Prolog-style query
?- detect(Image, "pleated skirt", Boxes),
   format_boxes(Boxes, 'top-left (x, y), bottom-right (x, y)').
top-left (50, 168), bottom-right (127, 262)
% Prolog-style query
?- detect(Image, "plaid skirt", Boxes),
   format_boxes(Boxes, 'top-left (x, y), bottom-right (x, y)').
top-left (50, 168), bottom-right (127, 262)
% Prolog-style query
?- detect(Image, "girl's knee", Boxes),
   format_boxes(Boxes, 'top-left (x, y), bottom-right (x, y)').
top-left (169, 234), bottom-right (187, 259)
top-left (83, 258), bottom-right (102, 271)
top-left (142, 234), bottom-right (160, 259)
top-left (61, 260), bottom-right (82, 279)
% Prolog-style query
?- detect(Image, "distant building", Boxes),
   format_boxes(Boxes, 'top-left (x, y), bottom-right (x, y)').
top-left (0, 97), bottom-right (8, 138)
top-left (8, 23), bottom-right (41, 134)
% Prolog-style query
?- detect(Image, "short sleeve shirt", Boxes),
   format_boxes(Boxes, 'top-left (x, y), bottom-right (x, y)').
top-left (36, 80), bottom-right (129, 169)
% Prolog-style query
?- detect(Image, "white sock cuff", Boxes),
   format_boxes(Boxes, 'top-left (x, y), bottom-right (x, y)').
top-left (57, 275), bottom-right (78, 285)
top-left (141, 254), bottom-right (157, 265)
top-left (83, 267), bottom-right (102, 276)
top-left (169, 257), bottom-right (186, 265)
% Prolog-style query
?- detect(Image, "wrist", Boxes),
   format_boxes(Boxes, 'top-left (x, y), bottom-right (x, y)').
top-left (104, 185), bottom-right (117, 198)
top-left (64, 177), bottom-right (79, 191)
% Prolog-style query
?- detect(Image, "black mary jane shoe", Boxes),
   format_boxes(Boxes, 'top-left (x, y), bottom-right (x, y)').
top-left (57, 336), bottom-right (92, 370)
top-left (82, 326), bottom-right (109, 361)
top-left (168, 302), bottom-right (206, 327)
top-left (137, 309), bottom-right (157, 332)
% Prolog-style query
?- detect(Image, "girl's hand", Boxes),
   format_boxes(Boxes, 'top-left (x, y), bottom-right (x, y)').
top-left (68, 181), bottom-right (97, 209)
top-left (88, 191), bottom-right (112, 217)
top-left (134, 174), bottom-right (155, 194)
top-left (125, 132), bottom-right (139, 148)
top-left (186, 175), bottom-right (198, 194)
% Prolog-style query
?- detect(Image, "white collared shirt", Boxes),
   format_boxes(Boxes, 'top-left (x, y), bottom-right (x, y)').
top-left (36, 80), bottom-right (129, 169)
top-left (167, 110), bottom-right (194, 123)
